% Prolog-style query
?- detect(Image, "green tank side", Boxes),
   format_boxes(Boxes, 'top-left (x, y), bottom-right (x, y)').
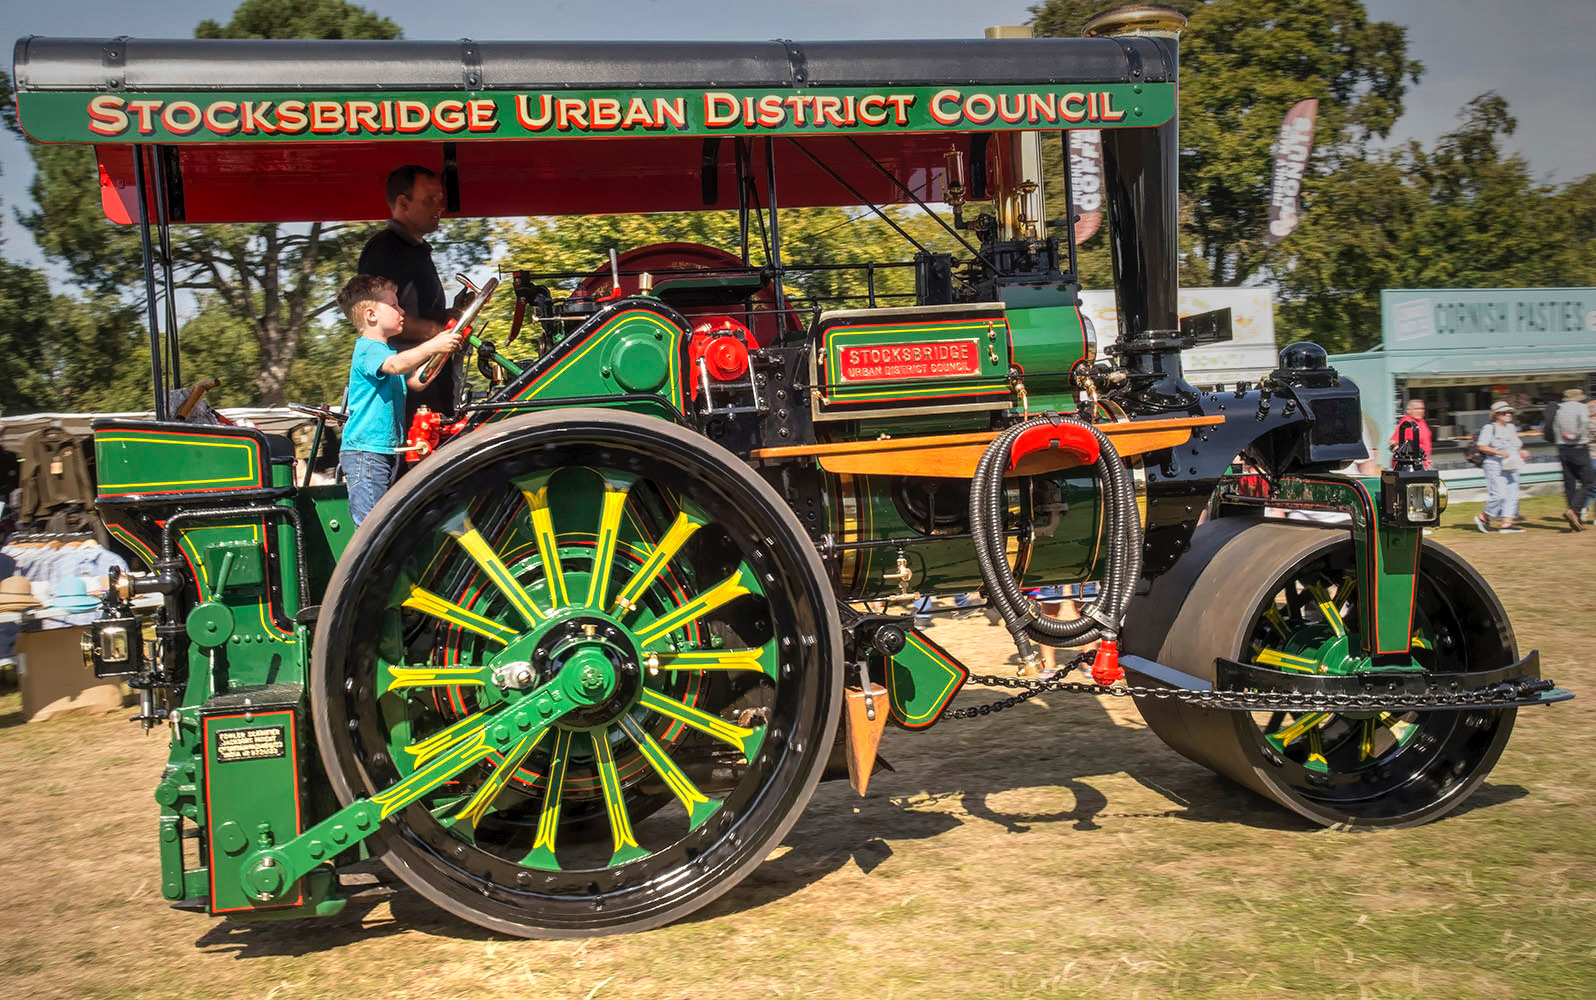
top-left (1002, 288), bottom-right (1091, 412)
top-left (822, 468), bottom-right (1105, 601)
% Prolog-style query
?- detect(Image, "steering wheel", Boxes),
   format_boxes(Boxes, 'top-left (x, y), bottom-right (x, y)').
top-left (421, 273), bottom-right (501, 383)
top-left (287, 402), bottom-right (348, 424)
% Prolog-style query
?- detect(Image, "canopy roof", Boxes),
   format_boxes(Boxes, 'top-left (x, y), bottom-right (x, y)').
top-left (12, 34), bottom-right (1177, 224)
top-left (13, 35), bottom-right (1174, 94)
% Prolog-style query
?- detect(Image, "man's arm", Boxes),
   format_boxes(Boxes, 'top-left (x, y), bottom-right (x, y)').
top-left (391, 311), bottom-right (449, 344)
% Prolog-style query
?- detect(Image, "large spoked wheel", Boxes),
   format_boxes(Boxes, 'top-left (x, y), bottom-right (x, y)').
top-left (312, 410), bottom-right (842, 936)
top-left (1124, 519), bottom-right (1517, 829)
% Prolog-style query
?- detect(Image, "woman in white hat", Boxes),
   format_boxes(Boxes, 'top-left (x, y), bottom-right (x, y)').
top-left (1475, 400), bottom-right (1528, 533)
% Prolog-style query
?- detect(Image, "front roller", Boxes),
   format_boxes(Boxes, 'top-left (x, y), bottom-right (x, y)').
top-left (1123, 519), bottom-right (1517, 828)
top-left (310, 410), bottom-right (842, 936)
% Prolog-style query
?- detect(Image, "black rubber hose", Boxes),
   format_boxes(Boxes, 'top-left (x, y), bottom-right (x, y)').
top-left (967, 416), bottom-right (1142, 668)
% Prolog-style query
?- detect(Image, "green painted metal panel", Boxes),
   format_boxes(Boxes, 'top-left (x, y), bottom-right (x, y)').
top-left (879, 630), bottom-right (968, 729)
top-left (1003, 294), bottom-right (1090, 398)
top-left (96, 426), bottom-right (266, 496)
top-left (823, 469), bottom-right (1103, 601)
top-left (201, 700), bottom-right (305, 914)
top-left (18, 83), bottom-right (1175, 144)
top-left (1259, 475), bottom-right (1421, 660)
top-left (494, 307), bottom-right (686, 416)
top-left (296, 486), bottom-right (353, 604)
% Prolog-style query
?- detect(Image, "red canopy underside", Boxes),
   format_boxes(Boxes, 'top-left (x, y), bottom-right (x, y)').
top-left (95, 132), bottom-right (980, 225)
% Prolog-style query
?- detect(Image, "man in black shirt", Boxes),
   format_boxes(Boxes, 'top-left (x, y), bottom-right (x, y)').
top-left (357, 165), bottom-right (459, 421)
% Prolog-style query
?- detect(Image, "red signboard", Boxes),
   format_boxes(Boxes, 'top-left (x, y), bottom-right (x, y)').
top-left (837, 340), bottom-right (981, 382)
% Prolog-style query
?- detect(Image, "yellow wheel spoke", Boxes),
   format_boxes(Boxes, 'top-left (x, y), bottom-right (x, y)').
top-left (612, 512), bottom-right (702, 615)
top-left (454, 729), bottom-right (548, 827)
top-left (587, 485), bottom-right (630, 609)
top-left (1360, 717), bottom-right (1377, 760)
top-left (444, 514), bottom-right (544, 627)
top-left (405, 710), bottom-right (496, 767)
top-left (1380, 711), bottom-right (1417, 743)
top-left (1305, 727), bottom-right (1330, 773)
top-left (592, 729), bottom-right (648, 866)
top-left (1334, 573), bottom-right (1356, 604)
top-left (636, 570), bottom-right (750, 647)
top-left (374, 711), bottom-right (503, 820)
top-left (1267, 712), bottom-right (1331, 750)
top-left (1255, 647), bottom-right (1321, 674)
top-left (402, 584), bottom-right (518, 645)
top-left (520, 728), bottom-right (573, 870)
top-left (380, 663), bottom-right (493, 695)
top-left (655, 646), bottom-right (776, 679)
top-left (1262, 605), bottom-right (1290, 636)
top-left (619, 715), bottom-right (718, 829)
top-left (1307, 582), bottom-right (1346, 637)
top-left (522, 488), bottom-right (571, 609)
top-left (638, 687), bottom-right (760, 760)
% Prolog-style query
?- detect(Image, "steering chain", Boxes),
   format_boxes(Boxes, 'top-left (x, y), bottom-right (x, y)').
top-left (941, 653), bottom-right (1558, 720)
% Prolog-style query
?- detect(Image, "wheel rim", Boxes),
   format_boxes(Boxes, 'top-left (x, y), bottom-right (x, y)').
top-left (314, 414), bottom-right (839, 934)
top-left (1234, 541), bottom-right (1514, 823)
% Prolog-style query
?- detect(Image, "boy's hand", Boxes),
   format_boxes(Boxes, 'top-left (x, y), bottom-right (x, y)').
top-left (429, 329), bottom-right (464, 355)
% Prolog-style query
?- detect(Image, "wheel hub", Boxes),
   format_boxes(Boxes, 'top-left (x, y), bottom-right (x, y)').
top-left (523, 613), bottom-right (644, 728)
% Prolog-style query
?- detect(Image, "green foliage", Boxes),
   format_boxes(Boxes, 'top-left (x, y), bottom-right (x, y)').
top-left (1182, 0), bottom-right (1422, 286)
top-left (195, 0), bottom-right (400, 40)
top-left (23, 144), bottom-right (145, 296)
top-left (0, 258), bottom-right (149, 414)
top-left (0, 69), bottom-right (19, 139)
top-left (1277, 94), bottom-right (1596, 352)
top-left (1030, 0), bottom-right (1423, 287)
top-left (15, 0), bottom-right (484, 407)
top-left (499, 207), bottom-right (964, 311)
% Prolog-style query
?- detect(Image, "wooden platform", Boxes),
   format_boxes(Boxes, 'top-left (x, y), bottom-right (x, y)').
top-left (749, 414), bottom-right (1225, 478)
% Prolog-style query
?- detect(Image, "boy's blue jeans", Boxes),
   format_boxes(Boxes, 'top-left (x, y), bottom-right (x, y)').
top-left (341, 450), bottom-right (398, 526)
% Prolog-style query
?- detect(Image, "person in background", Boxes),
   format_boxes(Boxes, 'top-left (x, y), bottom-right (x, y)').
top-left (1554, 388), bottom-right (1593, 532)
top-left (1474, 401), bottom-right (1527, 533)
top-left (1389, 398), bottom-right (1432, 469)
top-left (1586, 396), bottom-right (1596, 524)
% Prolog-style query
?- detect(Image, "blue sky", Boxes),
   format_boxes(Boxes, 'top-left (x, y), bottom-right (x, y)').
top-left (2, 0), bottom-right (1592, 270)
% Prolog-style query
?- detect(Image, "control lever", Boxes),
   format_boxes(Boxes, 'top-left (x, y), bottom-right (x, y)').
top-left (421, 275), bottom-right (500, 383)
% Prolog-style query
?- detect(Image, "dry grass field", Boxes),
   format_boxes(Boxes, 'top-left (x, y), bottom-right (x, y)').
top-left (2, 495), bottom-right (1592, 1000)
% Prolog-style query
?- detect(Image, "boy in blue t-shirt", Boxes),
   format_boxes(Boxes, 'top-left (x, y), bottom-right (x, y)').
top-left (335, 274), bottom-right (462, 525)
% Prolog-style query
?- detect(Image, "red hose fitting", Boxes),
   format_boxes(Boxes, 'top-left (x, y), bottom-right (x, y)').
top-left (1008, 418), bottom-right (1100, 475)
top-left (1090, 639), bottom-right (1123, 685)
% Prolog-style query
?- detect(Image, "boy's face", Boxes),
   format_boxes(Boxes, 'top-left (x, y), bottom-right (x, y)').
top-left (363, 289), bottom-right (404, 337)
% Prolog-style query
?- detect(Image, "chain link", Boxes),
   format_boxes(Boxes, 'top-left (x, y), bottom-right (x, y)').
top-left (941, 654), bottom-right (1554, 720)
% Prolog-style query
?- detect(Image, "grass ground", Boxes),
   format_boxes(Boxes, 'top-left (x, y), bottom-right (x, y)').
top-left (1, 495), bottom-right (1591, 1000)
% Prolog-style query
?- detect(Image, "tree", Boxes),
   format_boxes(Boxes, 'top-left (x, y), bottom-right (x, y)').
top-left (20, 0), bottom-right (489, 407)
top-left (498, 207), bottom-right (965, 316)
top-left (1030, 0), bottom-right (1423, 288)
top-left (1276, 93), bottom-right (1596, 351)
top-left (195, 0), bottom-right (399, 39)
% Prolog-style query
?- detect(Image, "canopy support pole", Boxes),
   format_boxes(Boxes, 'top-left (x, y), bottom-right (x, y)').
top-left (764, 137), bottom-right (785, 325)
top-left (150, 146), bottom-right (182, 389)
top-left (132, 145), bottom-right (169, 422)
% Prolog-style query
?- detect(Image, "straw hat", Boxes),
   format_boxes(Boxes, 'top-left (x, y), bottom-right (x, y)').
top-left (46, 577), bottom-right (100, 613)
top-left (1565, 388), bottom-right (1587, 402)
top-left (1490, 401), bottom-right (1514, 415)
top-left (0, 575), bottom-right (41, 612)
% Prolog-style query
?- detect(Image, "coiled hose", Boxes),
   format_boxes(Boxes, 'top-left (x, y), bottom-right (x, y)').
top-left (968, 416), bottom-right (1142, 669)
